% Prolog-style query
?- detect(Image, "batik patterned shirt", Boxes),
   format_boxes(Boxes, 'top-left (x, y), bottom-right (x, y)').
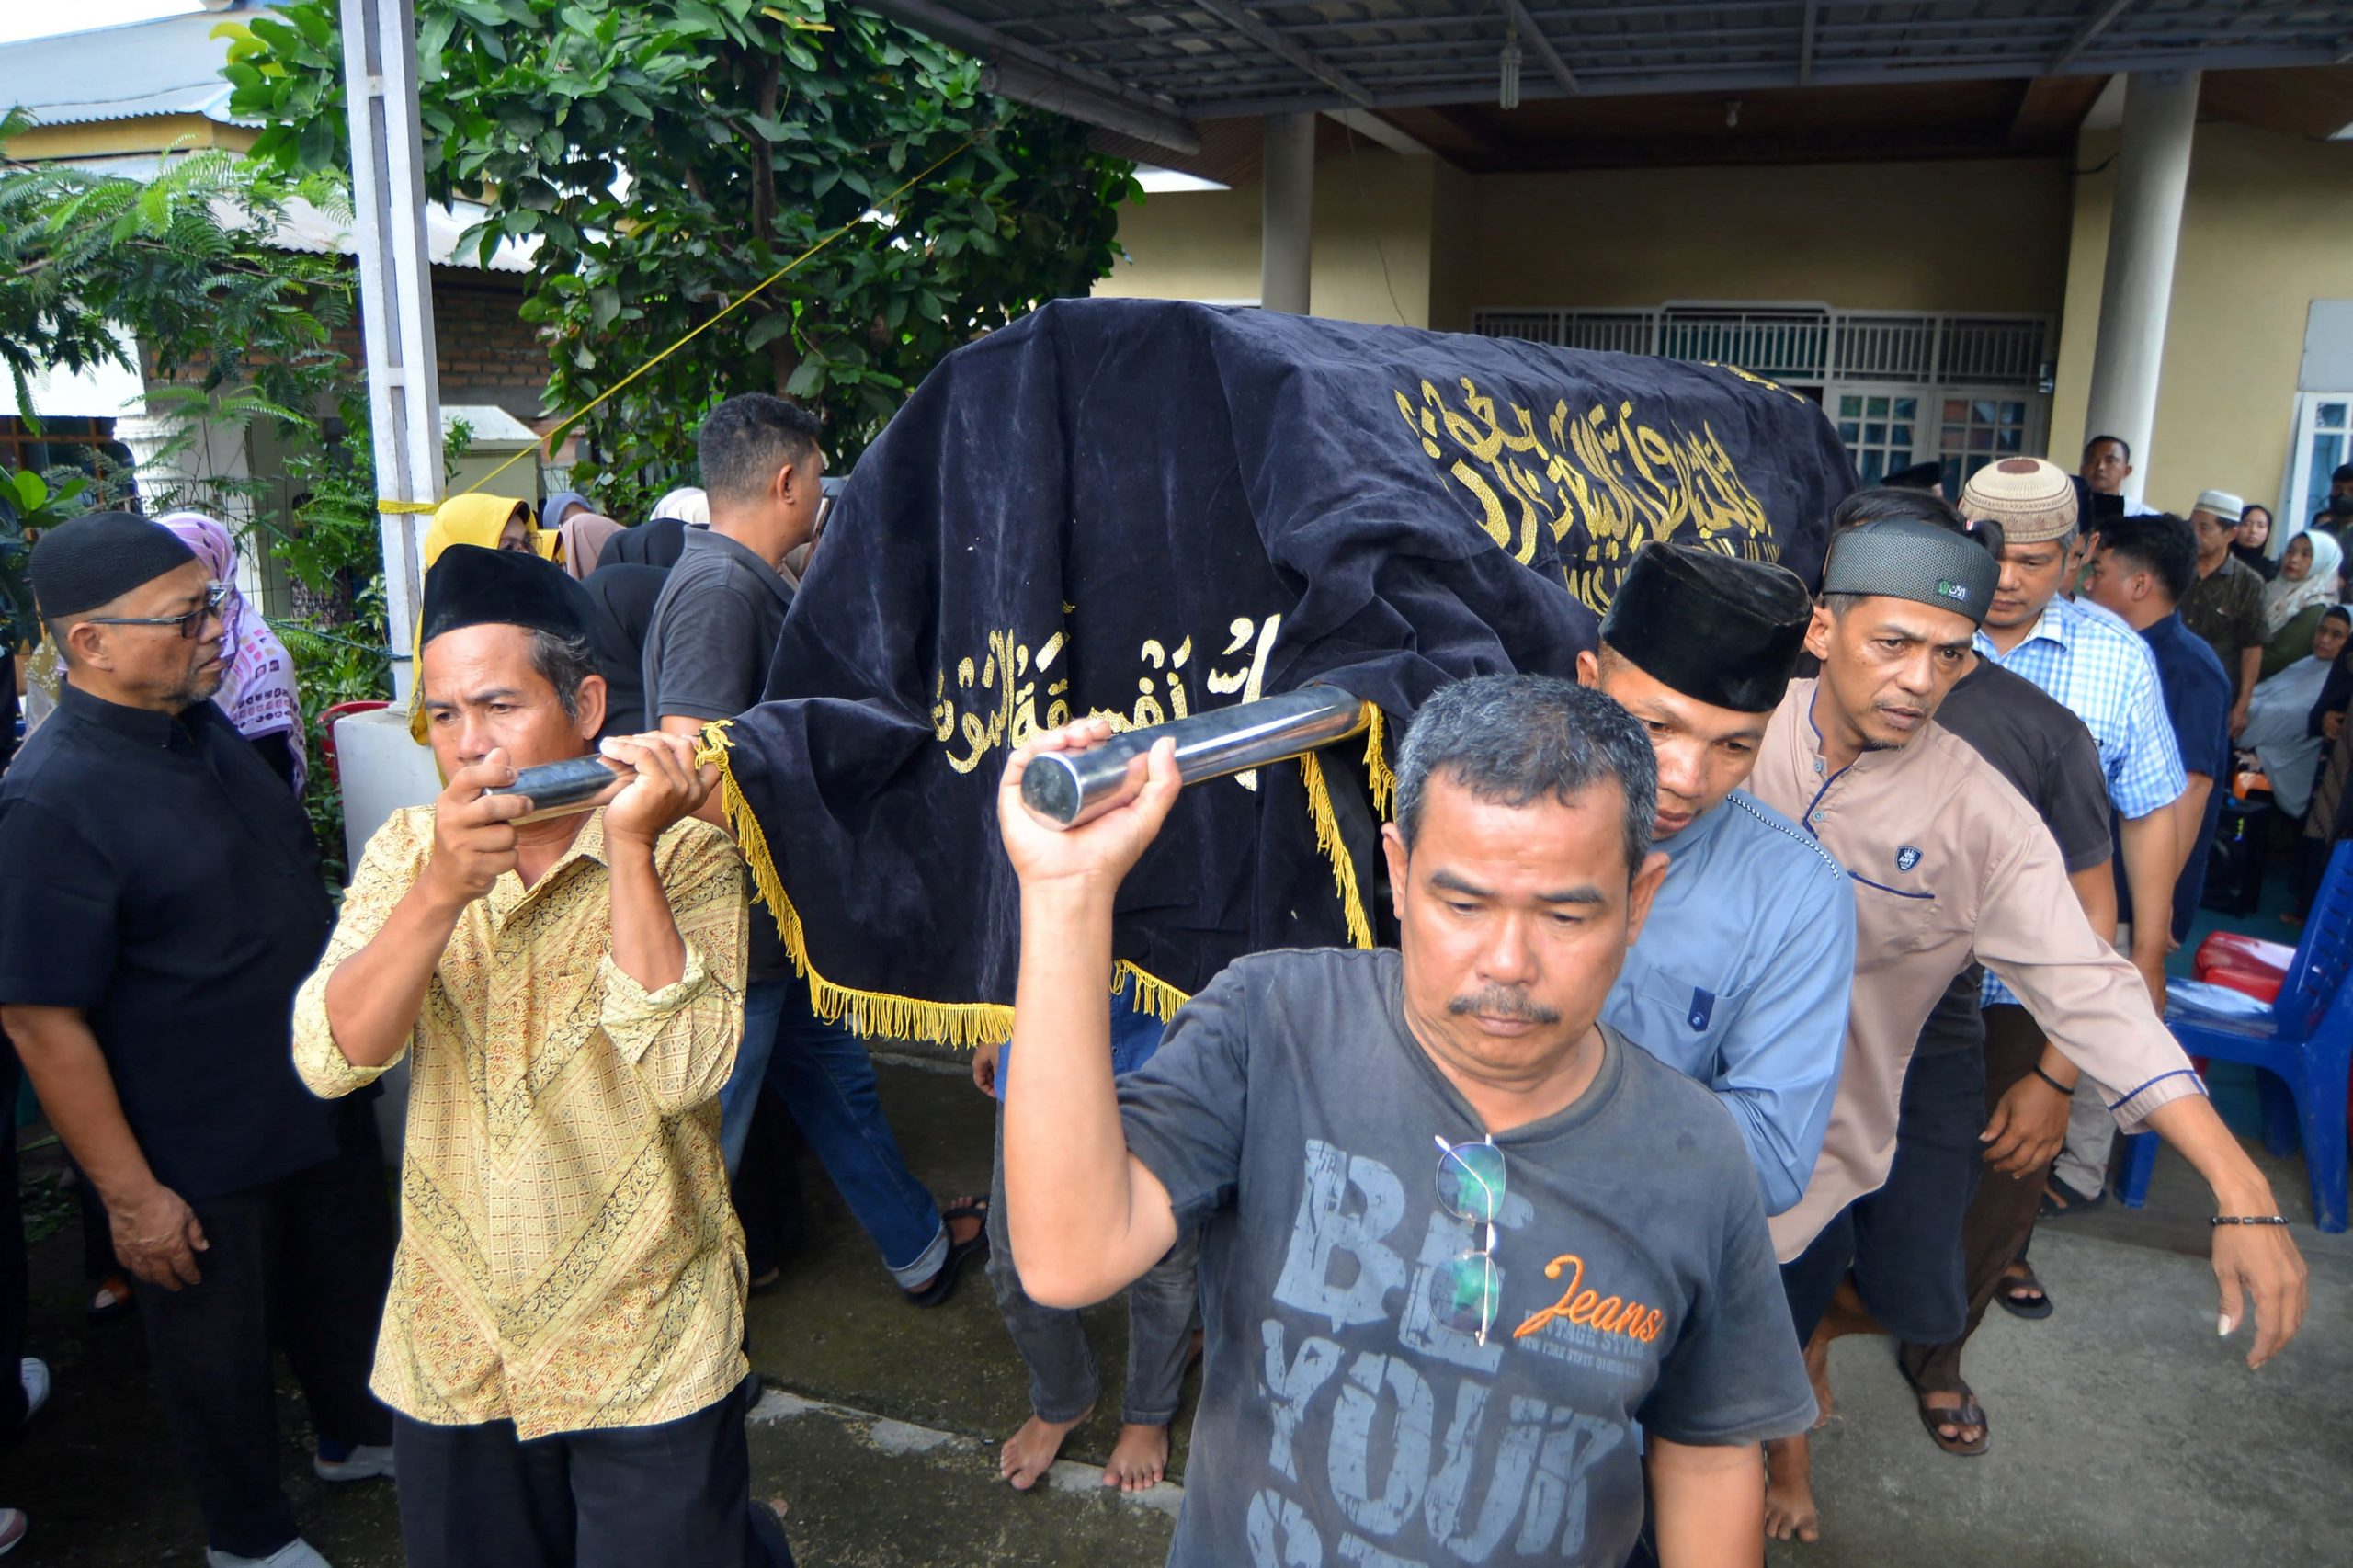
top-left (292, 806), bottom-right (749, 1437)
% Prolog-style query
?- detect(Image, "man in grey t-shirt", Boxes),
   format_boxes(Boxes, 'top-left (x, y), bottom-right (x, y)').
top-left (644, 394), bottom-right (984, 1308)
top-left (999, 676), bottom-right (1814, 1567)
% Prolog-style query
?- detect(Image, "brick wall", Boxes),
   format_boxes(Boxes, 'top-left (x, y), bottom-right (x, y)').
top-left (316, 270), bottom-right (551, 426)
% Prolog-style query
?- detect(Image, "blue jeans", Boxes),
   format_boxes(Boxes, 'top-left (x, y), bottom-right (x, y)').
top-left (721, 976), bottom-right (947, 1290)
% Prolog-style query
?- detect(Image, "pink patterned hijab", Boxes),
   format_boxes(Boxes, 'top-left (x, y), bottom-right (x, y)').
top-left (153, 512), bottom-right (306, 795)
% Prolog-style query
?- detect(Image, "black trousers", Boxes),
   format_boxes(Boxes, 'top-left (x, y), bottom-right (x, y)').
top-left (392, 1375), bottom-right (794, 1568)
top-left (0, 1040), bottom-right (26, 1443)
top-left (132, 1107), bottom-right (394, 1559)
top-left (1781, 1045), bottom-right (1987, 1348)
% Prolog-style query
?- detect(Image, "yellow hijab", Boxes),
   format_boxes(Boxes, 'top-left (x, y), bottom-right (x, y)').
top-left (410, 494), bottom-right (545, 741)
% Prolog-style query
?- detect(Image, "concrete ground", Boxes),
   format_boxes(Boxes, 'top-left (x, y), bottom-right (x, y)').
top-left (2, 1043), bottom-right (2347, 1565)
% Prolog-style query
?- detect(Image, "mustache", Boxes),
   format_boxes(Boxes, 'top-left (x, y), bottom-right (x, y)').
top-left (1447, 986), bottom-right (1561, 1025)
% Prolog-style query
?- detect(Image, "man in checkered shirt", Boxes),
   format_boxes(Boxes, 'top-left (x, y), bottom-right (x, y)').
top-left (1959, 457), bottom-right (2187, 1218)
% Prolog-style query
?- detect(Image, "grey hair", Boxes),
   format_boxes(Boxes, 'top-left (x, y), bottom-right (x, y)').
top-left (1393, 674), bottom-right (1658, 878)
top-left (527, 628), bottom-right (599, 722)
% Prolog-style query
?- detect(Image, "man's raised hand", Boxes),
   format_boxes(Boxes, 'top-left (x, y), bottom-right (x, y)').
top-left (424, 748), bottom-right (530, 903)
top-left (997, 720), bottom-right (1181, 892)
top-left (600, 732), bottom-right (715, 847)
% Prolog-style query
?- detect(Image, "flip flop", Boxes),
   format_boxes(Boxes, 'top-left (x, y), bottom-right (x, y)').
top-left (904, 1198), bottom-right (990, 1309)
top-left (1995, 1261), bottom-right (2053, 1321)
top-left (1901, 1365), bottom-right (1990, 1457)
top-left (2037, 1175), bottom-right (2106, 1220)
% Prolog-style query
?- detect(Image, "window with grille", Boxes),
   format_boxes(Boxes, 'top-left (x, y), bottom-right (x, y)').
top-left (1469, 304), bottom-right (2053, 493)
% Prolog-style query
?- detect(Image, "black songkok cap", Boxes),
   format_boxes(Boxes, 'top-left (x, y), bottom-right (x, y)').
top-left (421, 543), bottom-right (594, 646)
top-left (1886, 460), bottom-right (1944, 492)
top-left (1821, 517), bottom-right (1999, 627)
top-left (1600, 543), bottom-right (1814, 714)
top-left (29, 511), bottom-right (199, 619)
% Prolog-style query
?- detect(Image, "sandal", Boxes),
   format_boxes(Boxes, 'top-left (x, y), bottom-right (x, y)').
top-left (904, 1197), bottom-right (989, 1309)
top-left (1901, 1367), bottom-right (1990, 1457)
top-left (1995, 1261), bottom-right (2053, 1321)
top-left (2038, 1175), bottom-right (2105, 1220)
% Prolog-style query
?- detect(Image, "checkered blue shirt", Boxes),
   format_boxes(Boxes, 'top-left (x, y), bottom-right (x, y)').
top-left (1974, 595), bottom-right (2186, 1007)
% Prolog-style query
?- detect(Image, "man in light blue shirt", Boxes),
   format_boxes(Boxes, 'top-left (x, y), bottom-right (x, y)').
top-left (1960, 457), bottom-right (2186, 1014)
top-left (1583, 544), bottom-right (1856, 1216)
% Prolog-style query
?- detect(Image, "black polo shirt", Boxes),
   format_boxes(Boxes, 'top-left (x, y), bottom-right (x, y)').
top-left (0, 682), bottom-right (342, 1199)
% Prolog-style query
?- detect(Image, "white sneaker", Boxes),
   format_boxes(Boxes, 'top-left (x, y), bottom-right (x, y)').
top-left (17, 1360), bottom-right (46, 1423)
top-left (312, 1441), bottom-right (394, 1483)
top-left (205, 1538), bottom-right (333, 1568)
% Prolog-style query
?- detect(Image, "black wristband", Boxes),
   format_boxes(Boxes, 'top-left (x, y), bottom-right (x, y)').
top-left (2210, 1214), bottom-right (2290, 1227)
top-left (2029, 1063), bottom-right (2075, 1096)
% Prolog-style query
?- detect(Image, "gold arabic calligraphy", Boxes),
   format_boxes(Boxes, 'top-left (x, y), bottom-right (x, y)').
top-left (932, 613), bottom-right (1284, 779)
top-left (1395, 375), bottom-right (1775, 614)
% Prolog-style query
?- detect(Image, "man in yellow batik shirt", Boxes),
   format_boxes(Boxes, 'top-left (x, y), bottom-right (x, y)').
top-left (291, 545), bottom-right (789, 1568)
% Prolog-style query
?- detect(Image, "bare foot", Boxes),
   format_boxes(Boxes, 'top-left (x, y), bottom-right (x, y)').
top-left (1763, 1433), bottom-right (1820, 1544)
top-left (1102, 1422), bottom-right (1170, 1492)
top-left (1000, 1405), bottom-right (1092, 1492)
top-left (1803, 1327), bottom-right (1835, 1429)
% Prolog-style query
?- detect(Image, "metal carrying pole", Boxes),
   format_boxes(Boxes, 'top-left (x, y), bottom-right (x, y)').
top-left (1019, 687), bottom-right (1371, 830)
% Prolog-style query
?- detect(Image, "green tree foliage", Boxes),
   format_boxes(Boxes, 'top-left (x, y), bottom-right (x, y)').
top-left (229, 0), bottom-right (1137, 504)
top-left (0, 106), bottom-right (356, 461)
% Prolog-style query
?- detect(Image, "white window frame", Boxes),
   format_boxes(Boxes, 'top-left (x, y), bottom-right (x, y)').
top-left (2281, 392), bottom-right (2353, 540)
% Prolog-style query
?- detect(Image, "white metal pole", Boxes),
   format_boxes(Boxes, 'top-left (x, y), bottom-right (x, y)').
top-left (341, 0), bottom-right (442, 703)
top-left (2083, 69), bottom-right (2199, 510)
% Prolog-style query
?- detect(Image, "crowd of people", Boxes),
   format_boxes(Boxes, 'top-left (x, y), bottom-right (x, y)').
top-left (0, 396), bottom-right (2327, 1568)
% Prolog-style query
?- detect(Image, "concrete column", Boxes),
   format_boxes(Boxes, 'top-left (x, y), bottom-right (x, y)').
top-left (1260, 112), bottom-right (1315, 315)
top-left (2084, 70), bottom-right (2199, 506)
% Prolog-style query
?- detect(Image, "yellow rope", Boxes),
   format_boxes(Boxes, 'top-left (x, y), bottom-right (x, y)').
top-left (695, 720), bottom-right (1195, 1048)
top-left (379, 138), bottom-right (977, 516)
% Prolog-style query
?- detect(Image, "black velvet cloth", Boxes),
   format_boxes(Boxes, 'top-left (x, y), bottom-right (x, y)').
top-left (722, 299), bottom-right (1855, 1011)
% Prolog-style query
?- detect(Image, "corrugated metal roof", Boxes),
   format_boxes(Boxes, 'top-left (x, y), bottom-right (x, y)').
top-left (0, 9), bottom-right (255, 129)
top-left (869, 1), bottom-right (2353, 139)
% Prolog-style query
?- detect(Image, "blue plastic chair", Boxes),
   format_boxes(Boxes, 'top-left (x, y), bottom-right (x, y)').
top-left (2115, 842), bottom-right (2353, 1233)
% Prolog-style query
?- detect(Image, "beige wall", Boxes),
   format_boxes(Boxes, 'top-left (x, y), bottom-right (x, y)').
top-left (1095, 148), bottom-right (1439, 328)
top-left (2050, 119), bottom-right (2353, 518)
top-left (1455, 159), bottom-right (2073, 323)
top-left (1100, 153), bottom-right (2073, 332)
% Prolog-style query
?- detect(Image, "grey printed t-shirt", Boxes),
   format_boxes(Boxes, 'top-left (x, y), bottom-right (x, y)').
top-left (1117, 948), bottom-right (1814, 1568)
top-left (642, 527), bottom-right (795, 981)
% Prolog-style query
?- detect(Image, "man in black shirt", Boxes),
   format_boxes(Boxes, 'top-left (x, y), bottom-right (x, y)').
top-left (0, 514), bottom-right (392, 1568)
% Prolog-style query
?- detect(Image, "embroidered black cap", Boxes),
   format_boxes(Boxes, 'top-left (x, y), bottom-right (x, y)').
top-left (1600, 542), bottom-right (1814, 714)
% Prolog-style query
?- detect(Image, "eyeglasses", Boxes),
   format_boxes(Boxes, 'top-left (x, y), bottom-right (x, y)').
top-left (1431, 1133), bottom-right (1506, 1346)
top-left (85, 581), bottom-right (230, 640)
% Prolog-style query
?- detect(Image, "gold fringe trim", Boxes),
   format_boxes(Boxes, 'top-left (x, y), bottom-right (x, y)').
top-left (1363, 705), bottom-right (1395, 820)
top-left (1300, 747), bottom-right (1375, 950)
top-left (696, 721), bottom-right (1194, 1049)
top-left (1114, 961), bottom-right (1191, 1022)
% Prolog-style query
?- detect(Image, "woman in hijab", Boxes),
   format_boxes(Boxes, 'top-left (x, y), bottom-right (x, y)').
top-left (540, 490), bottom-right (595, 532)
top-left (2260, 527), bottom-right (2344, 680)
top-left (424, 493), bottom-right (539, 559)
top-left (411, 494), bottom-right (541, 739)
top-left (2233, 504), bottom-right (2280, 581)
top-left (153, 511), bottom-right (308, 795)
top-left (556, 512), bottom-right (625, 582)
